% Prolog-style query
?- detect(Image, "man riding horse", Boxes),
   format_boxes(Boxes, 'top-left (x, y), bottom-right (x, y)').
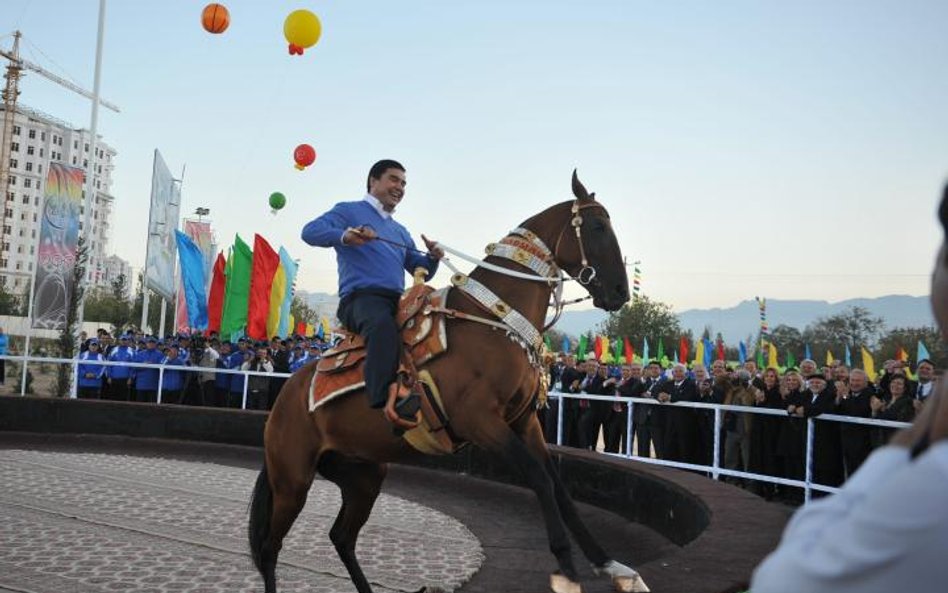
top-left (301, 159), bottom-right (444, 427)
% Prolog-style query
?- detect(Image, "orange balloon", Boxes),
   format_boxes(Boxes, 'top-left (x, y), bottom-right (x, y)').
top-left (201, 3), bottom-right (230, 34)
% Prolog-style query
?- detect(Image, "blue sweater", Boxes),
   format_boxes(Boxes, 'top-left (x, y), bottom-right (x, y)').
top-left (301, 200), bottom-right (438, 298)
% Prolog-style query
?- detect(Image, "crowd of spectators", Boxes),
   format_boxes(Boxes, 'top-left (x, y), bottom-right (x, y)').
top-left (541, 354), bottom-right (938, 501)
top-left (74, 327), bottom-right (333, 409)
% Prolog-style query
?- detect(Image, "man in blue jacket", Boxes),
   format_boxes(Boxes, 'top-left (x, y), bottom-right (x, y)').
top-left (160, 343), bottom-right (187, 404)
top-left (106, 334), bottom-right (135, 401)
top-left (132, 336), bottom-right (164, 403)
top-left (301, 160), bottom-right (442, 423)
top-left (77, 339), bottom-right (105, 399)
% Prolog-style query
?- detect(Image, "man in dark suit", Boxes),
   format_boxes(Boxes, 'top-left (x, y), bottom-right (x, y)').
top-left (642, 360), bottom-right (665, 458)
top-left (656, 363), bottom-right (700, 463)
top-left (610, 362), bottom-right (646, 455)
top-left (555, 355), bottom-right (584, 447)
top-left (836, 369), bottom-right (874, 478)
top-left (578, 361), bottom-right (614, 450)
top-left (799, 374), bottom-right (843, 489)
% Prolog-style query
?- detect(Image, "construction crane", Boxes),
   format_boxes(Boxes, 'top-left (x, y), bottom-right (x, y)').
top-left (0, 30), bottom-right (120, 265)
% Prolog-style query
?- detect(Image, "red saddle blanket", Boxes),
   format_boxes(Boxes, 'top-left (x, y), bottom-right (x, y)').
top-left (307, 285), bottom-right (450, 412)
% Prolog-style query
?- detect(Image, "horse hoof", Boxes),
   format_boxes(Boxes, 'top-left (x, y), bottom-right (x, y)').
top-left (613, 574), bottom-right (650, 593)
top-left (550, 573), bottom-right (584, 593)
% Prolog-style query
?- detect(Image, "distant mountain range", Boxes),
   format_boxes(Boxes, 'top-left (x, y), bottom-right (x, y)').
top-left (554, 295), bottom-right (935, 341)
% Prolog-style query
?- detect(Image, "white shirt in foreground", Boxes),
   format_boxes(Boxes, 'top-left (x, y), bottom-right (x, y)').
top-left (751, 442), bottom-right (948, 593)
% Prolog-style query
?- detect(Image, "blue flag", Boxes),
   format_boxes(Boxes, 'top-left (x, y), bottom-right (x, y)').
top-left (174, 230), bottom-right (209, 330)
top-left (918, 340), bottom-right (931, 363)
top-left (642, 337), bottom-right (650, 364)
top-left (845, 344), bottom-right (852, 367)
top-left (739, 341), bottom-right (747, 365)
top-left (561, 335), bottom-right (570, 353)
top-left (805, 343), bottom-right (812, 361)
top-left (703, 337), bottom-right (713, 368)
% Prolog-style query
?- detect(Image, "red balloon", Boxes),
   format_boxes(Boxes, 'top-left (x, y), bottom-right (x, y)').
top-left (294, 144), bottom-right (316, 170)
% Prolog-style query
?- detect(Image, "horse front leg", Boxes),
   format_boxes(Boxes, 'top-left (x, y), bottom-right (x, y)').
top-left (475, 420), bottom-right (583, 593)
top-left (518, 414), bottom-right (651, 593)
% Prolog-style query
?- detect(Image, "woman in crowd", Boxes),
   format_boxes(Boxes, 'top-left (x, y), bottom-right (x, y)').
top-left (749, 367), bottom-right (784, 498)
top-left (871, 374), bottom-right (915, 445)
top-left (776, 370), bottom-right (807, 502)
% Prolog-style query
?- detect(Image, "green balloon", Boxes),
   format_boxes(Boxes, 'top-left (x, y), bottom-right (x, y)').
top-left (269, 192), bottom-right (287, 210)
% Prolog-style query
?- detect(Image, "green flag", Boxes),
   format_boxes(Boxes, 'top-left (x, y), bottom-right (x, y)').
top-left (577, 334), bottom-right (588, 360)
top-left (786, 351), bottom-right (796, 369)
top-left (544, 335), bottom-right (552, 351)
top-left (613, 338), bottom-right (623, 362)
top-left (756, 347), bottom-right (765, 369)
top-left (220, 234), bottom-right (253, 339)
top-left (656, 339), bottom-right (664, 362)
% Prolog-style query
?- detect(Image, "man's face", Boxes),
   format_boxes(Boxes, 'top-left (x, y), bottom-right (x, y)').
top-left (809, 378), bottom-right (826, 394)
top-left (744, 361), bottom-right (757, 375)
top-left (849, 373), bottom-right (867, 392)
top-left (672, 366), bottom-right (685, 382)
top-left (630, 364), bottom-right (643, 379)
top-left (918, 362), bottom-right (935, 381)
top-left (146, 342), bottom-right (156, 350)
top-left (584, 361), bottom-right (598, 375)
top-left (239, 342), bottom-right (248, 351)
top-left (647, 364), bottom-right (661, 378)
top-left (694, 367), bottom-right (707, 381)
top-left (620, 366), bottom-right (632, 380)
top-left (711, 360), bottom-right (725, 377)
top-left (368, 167), bottom-right (406, 211)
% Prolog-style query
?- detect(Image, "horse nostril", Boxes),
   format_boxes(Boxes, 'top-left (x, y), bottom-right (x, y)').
top-left (616, 284), bottom-right (628, 298)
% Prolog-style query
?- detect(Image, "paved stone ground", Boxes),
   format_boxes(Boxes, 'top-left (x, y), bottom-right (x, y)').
top-left (0, 436), bottom-right (680, 593)
top-left (0, 449), bottom-right (484, 593)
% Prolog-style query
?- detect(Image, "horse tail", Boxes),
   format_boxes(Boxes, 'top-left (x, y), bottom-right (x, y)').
top-left (248, 463), bottom-right (273, 574)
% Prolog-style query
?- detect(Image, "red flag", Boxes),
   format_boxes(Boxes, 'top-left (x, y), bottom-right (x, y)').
top-left (895, 346), bottom-right (908, 362)
top-left (679, 336), bottom-right (689, 364)
top-left (624, 337), bottom-right (634, 363)
top-left (295, 321), bottom-right (306, 336)
top-left (206, 252), bottom-right (226, 334)
top-left (247, 234), bottom-right (281, 340)
top-left (717, 339), bottom-right (726, 361)
top-left (594, 336), bottom-right (603, 361)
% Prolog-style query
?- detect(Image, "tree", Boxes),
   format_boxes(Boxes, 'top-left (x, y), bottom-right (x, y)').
top-left (876, 326), bottom-right (946, 368)
top-left (770, 324), bottom-right (804, 361)
top-left (543, 327), bottom-right (571, 353)
top-left (130, 272), bottom-right (162, 333)
top-left (110, 273), bottom-right (129, 301)
top-left (598, 295), bottom-right (682, 352)
top-left (0, 280), bottom-right (23, 316)
top-left (84, 286), bottom-right (132, 330)
top-left (803, 306), bottom-right (885, 356)
top-left (56, 238), bottom-right (88, 397)
top-left (290, 294), bottom-right (318, 327)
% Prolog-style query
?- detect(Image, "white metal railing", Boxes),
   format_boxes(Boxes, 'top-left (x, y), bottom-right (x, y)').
top-left (0, 353), bottom-right (293, 411)
top-left (0, 352), bottom-right (913, 503)
top-left (547, 390), bottom-right (911, 503)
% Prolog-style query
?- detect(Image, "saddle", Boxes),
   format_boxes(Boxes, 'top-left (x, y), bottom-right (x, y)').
top-left (308, 284), bottom-right (458, 454)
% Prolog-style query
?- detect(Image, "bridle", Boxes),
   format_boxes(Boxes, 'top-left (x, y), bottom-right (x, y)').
top-left (433, 198), bottom-right (607, 355)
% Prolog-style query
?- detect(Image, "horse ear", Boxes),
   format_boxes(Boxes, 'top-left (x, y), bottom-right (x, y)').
top-left (572, 169), bottom-right (592, 201)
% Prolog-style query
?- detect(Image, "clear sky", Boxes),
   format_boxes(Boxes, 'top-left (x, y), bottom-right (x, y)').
top-left (3, 0), bottom-right (946, 312)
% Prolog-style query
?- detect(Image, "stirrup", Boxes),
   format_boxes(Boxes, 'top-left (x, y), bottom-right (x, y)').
top-left (384, 380), bottom-right (421, 433)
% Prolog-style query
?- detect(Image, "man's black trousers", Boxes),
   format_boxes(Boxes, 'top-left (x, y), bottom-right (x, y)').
top-left (337, 290), bottom-right (401, 409)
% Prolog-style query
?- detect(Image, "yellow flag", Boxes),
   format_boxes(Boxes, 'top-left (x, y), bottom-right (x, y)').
top-left (305, 323), bottom-right (315, 336)
top-left (693, 340), bottom-right (705, 366)
top-left (768, 343), bottom-right (779, 369)
top-left (288, 314), bottom-right (295, 335)
top-left (860, 347), bottom-right (877, 382)
top-left (601, 337), bottom-right (610, 362)
top-left (826, 350), bottom-right (835, 365)
top-left (266, 264), bottom-right (286, 338)
top-left (321, 316), bottom-right (331, 336)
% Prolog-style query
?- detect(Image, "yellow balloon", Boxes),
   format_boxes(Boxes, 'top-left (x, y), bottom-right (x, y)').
top-left (284, 9), bottom-right (322, 51)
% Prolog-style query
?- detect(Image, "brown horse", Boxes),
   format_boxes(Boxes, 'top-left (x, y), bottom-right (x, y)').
top-left (249, 172), bottom-right (649, 593)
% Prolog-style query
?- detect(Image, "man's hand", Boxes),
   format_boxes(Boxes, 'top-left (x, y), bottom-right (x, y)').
top-left (421, 234), bottom-right (445, 260)
top-left (342, 226), bottom-right (376, 246)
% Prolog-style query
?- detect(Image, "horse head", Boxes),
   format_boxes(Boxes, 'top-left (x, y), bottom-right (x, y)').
top-left (933, 184), bottom-right (948, 340)
top-left (553, 170), bottom-right (630, 311)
